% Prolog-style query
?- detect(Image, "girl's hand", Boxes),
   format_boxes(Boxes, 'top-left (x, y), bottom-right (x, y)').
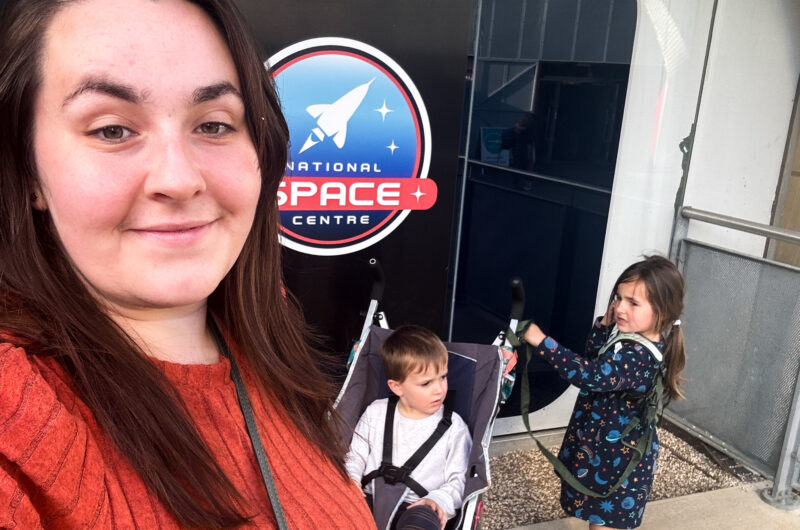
top-left (600, 298), bottom-right (616, 326)
top-left (523, 323), bottom-right (546, 346)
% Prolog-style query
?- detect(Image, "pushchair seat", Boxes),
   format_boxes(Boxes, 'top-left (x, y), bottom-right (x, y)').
top-left (336, 325), bottom-right (505, 530)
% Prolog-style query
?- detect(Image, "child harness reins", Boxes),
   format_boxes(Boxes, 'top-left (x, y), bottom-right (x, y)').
top-left (361, 394), bottom-right (454, 497)
top-left (507, 322), bottom-right (665, 498)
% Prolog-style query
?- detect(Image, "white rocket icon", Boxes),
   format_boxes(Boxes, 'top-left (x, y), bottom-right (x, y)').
top-left (299, 78), bottom-right (374, 154)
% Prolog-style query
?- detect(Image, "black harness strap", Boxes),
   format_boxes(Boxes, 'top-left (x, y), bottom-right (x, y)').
top-left (361, 394), bottom-right (454, 497)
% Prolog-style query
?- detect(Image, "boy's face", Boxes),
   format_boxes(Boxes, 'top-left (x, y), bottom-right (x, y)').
top-left (388, 363), bottom-right (448, 419)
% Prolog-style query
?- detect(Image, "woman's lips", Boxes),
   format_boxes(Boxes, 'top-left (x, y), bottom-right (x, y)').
top-left (131, 220), bottom-right (215, 244)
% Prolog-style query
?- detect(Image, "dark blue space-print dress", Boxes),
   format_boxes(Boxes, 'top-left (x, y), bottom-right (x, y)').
top-left (537, 318), bottom-right (663, 529)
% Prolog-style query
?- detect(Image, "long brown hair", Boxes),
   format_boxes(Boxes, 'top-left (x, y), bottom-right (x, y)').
top-left (0, 0), bottom-right (345, 527)
top-left (610, 255), bottom-right (687, 401)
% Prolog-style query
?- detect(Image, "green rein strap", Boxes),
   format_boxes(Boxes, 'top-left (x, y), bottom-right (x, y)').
top-left (506, 321), bottom-right (664, 498)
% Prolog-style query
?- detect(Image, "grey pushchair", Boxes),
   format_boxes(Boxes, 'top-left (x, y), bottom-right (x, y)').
top-left (335, 259), bottom-right (523, 530)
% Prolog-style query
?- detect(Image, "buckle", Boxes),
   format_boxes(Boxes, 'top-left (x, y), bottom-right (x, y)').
top-left (378, 464), bottom-right (407, 485)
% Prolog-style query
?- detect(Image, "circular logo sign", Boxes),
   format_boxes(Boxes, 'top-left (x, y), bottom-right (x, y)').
top-left (268, 38), bottom-right (436, 256)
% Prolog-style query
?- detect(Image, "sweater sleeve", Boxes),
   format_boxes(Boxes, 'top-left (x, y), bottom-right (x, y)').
top-left (0, 343), bottom-right (109, 528)
top-left (536, 334), bottom-right (660, 393)
top-left (424, 414), bottom-right (472, 520)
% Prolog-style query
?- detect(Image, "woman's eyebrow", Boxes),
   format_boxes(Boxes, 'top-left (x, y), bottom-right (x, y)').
top-left (63, 77), bottom-right (140, 108)
top-left (192, 82), bottom-right (242, 104)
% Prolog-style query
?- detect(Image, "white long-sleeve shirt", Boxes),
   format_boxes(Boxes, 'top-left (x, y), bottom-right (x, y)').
top-left (345, 398), bottom-right (472, 519)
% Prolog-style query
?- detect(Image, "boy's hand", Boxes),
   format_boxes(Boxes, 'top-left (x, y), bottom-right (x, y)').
top-left (523, 323), bottom-right (546, 347)
top-left (408, 498), bottom-right (446, 529)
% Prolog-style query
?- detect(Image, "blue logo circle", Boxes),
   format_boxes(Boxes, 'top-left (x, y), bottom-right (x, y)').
top-left (268, 38), bottom-right (433, 256)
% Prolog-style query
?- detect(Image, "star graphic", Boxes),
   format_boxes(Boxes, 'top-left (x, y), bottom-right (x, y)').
top-left (375, 100), bottom-right (393, 121)
top-left (387, 140), bottom-right (399, 154)
top-left (411, 186), bottom-right (425, 202)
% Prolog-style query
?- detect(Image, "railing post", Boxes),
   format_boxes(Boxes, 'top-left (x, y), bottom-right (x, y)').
top-left (761, 366), bottom-right (800, 509)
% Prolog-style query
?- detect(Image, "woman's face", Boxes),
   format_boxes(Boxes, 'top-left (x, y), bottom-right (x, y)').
top-left (32, 0), bottom-right (261, 315)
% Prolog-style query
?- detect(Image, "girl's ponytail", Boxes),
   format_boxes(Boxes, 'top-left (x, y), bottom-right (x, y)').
top-left (662, 323), bottom-right (686, 401)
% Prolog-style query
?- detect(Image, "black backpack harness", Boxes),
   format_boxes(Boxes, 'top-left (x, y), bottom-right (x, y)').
top-left (361, 394), bottom-right (454, 497)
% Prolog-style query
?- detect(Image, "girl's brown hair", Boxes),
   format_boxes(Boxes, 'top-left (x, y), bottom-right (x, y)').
top-left (0, 0), bottom-right (345, 526)
top-left (610, 255), bottom-right (687, 401)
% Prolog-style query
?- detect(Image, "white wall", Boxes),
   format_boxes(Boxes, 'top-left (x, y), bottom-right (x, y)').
top-left (683, 0), bottom-right (800, 256)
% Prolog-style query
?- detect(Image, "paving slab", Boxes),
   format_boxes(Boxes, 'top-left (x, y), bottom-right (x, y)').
top-left (512, 482), bottom-right (800, 530)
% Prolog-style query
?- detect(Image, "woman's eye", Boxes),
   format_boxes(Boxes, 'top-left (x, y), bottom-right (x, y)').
top-left (197, 122), bottom-right (232, 135)
top-left (90, 125), bottom-right (133, 142)
top-left (613, 293), bottom-right (621, 302)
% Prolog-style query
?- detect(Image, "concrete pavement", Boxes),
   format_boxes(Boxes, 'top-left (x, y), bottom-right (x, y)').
top-left (513, 481), bottom-right (800, 530)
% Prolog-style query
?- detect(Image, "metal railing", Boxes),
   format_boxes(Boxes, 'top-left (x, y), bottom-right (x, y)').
top-left (668, 206), bottom-right (800, 510)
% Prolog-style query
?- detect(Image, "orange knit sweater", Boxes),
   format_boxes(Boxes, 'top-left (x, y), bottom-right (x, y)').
top-left (0, 342), bottom-right (375, 529)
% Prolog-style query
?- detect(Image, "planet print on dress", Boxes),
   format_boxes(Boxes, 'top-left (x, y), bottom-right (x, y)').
top-left (605, 430), bottom-right (621, 443)
top-left (588, 514), bottom-right (605, 525)
top-left (621, 497), bottom-right (636, 509)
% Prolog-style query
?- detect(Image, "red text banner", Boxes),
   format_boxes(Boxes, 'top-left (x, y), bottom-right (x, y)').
top-left (277, 177), bottom-right (438, 211)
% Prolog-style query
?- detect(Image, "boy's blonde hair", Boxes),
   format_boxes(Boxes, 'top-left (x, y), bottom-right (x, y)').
top-left (380, 325), bottom-right (448, 382)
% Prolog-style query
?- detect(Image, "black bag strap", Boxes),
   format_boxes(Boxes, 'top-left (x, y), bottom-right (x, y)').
top-left (510, 321), bottom-right (663, 498)
top-left (382, 394), bottom-right (399, 464)
top-left (361, 393), bottom-right (454, 498)
top-left (211, 322), bottom-right (289, 530)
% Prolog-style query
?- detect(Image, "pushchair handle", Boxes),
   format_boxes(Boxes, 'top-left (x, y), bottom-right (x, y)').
top-left (509, 277), bottom-right (525, 320)
top-left (369, 258), bottom-right (385, 302)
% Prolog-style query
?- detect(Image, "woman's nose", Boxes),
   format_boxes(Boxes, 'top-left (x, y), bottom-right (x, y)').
top-left (144, 134), bottom-right (206, 201)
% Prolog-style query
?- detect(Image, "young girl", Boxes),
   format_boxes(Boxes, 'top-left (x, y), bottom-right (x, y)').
top-left (523, 255), bottom-right (686, 530)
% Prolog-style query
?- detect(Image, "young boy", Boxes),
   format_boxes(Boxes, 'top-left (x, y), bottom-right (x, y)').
top-left (346, 325), bottom-right (472, 530)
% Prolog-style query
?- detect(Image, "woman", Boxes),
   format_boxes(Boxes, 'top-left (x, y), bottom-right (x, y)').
top-left (0, 0), bottom-right (375, 527)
